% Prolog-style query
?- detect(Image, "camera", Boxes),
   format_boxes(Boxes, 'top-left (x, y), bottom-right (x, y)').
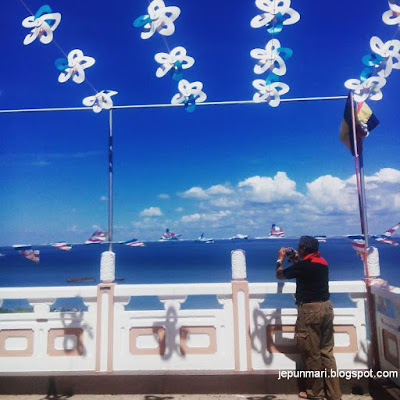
top-left (285, 247), bottom-right (296, 258)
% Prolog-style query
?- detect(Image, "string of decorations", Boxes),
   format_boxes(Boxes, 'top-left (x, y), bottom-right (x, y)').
top-left (250, 0), bottom-right (300, 107)
top-left (133, 0), bottom-right (206, 112)
top-left (344, 0), bottom-right (400, 103)
top-left (20, 2), bottom-right (118, 113)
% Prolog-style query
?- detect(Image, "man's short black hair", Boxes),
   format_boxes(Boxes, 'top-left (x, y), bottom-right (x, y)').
top-left (298, 236), bottom-right (319, 254)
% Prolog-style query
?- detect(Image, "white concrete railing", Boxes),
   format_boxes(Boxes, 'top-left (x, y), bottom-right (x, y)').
top-left (371, 283), bottom-right (400, 387)
top-left (0, 281), bottom-right (368, 373)
top-left (0, 250), bottom-right (370, 374)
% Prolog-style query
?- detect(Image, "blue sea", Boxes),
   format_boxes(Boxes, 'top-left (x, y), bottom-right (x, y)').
top-left (0, 239), bottom-right (399, 310)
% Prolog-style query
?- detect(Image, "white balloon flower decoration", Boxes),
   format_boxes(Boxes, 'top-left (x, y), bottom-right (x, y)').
top-left (56, 49), bottom-right (95, 84)
top-left (344, 76), bottom-right (387, 103)
top-left (155, 46), bottom-right (194, 80)
top-left (251, 0), bottom-right (300, 33)
top-left (22, 5), bottom-right (61, 45)
top-left (369, 36), bottom-right (400, 78)
top-left (83, 90), bottom-right (118, 113)
top-left (250, 39), bottom-right (292, 75)
top-left (252, 79), bottom-right (290, 107)
top-left (134, 0), bottom-right (181, 40)
top-left (382, 0), bottom-right (400, 26)
top-left (171, 79), bottom-right (207, 112)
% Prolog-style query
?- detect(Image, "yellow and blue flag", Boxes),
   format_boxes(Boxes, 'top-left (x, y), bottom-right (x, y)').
top-left (339, 93), bottom-right (379, 155)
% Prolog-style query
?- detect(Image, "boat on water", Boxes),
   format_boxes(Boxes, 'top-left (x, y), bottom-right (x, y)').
top-left (268, 224), bottom-right (285, 238)
top-left (51, 242), bottom-right (72, 250)
top-left (229, 234), bottom-right (249, 240)
top-left (12, 244), bottom-right (40, 263)
top-left (85, 230), bottom-right (107, 244)
top-left (160, 228), bottom-right (181, 241)
top-left (67, 277), bottom-right (95, 283)
top-left (196, 233), bottom-right (214, 243)
top-left (119, 238), bottom-right (145, 247)
top-left (314, 235), bottom-right (327, 242)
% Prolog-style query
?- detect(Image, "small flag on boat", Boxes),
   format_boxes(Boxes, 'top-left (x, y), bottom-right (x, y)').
top-left (339, 93), bottom-right (379, 155)
top-left (85, 230), bottom-right (107, 244)
top-left (52, 242), bottom-right (72, 251)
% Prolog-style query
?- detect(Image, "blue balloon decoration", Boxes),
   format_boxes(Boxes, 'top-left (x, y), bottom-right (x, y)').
top-left (265, 73), bottom-right (280, 84)
top-left (266, 12), bottom-right (284, 34)
top-left (277, 47), bottom-right (293, 60)
top-left (35, 5), bottom-right (52, 19)
top-left (360, 67), bottom-right (374, 82)
top-left (133, 15), bottom-right (152, 28)
top-left (171, 61), bottom-right (183, 81)
top-left (55, 58), bottom-right (68, 71)
top-left (184, 94), bottom-right (196, 112)
top-left (362, 53), bottom-right (385, 67)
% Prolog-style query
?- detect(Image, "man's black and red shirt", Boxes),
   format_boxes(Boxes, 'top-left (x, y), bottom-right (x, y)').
top-left (282, 252), bottom-right (330, 304)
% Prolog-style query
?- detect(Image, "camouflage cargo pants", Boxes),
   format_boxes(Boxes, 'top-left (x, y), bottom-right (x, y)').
top-left (296, 300), bottom-right (342, 400)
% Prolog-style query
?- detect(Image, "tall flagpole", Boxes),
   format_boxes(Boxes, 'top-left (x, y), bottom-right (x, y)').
top-left (349, 91), bottom-right (378, 370)
top-left (108, 108), bottom-right (113, 252)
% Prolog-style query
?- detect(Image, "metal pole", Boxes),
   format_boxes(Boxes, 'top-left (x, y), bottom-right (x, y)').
top-left (108, 108), bottom-right (113, 252)
top-left (359, 153), bottom-right (369, 250)
top-left (0, 95), bottom-right (348, 114)
top-left (349, 91), bottom-right (378, 370)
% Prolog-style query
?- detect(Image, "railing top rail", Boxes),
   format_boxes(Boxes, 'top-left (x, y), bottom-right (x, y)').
top-left (0, 280), bottom-right (367, 301)
top-left (249, 280), bottom-right (366, 294)
top-left (114, 282), bottom-right (232, 297)
top-left (0, 286), bottom-right (97, 300)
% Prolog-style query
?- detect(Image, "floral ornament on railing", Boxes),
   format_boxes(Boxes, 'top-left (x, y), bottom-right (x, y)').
top-left (171, 79), bottom-right (206, 112)
top-left (134, 0), bottom-right (181, 40)
top-left (251, 0), bottom-right (300, 34)
top-left (250, 38), bottom-right (293, 75)
top-left (382, 0), bottom-right (400, 26)
top-left (83, 90), bottom-right (118, 113)
top-left (55, 49), bottom-right (95, 84)
top-left (344, 76), bottom-right (386, 103)
top-left (252, 79), bottom-right (289, 107)
top-left (360, 36), bottom-right (400, 80)
top-left (155, 46), bottom-right (194, 80)
top-left (22, 5), bottom-right (61, 45)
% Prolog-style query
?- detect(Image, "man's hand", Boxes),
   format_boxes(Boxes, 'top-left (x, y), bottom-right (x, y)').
top-left (276, 248), bottom-right (286, 280)
top-left (288, 251), bottom-right (299, 264)
top-left (277, 247), bottom-right (286, 262)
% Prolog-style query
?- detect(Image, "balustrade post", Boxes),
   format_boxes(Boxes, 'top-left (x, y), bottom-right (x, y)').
top-left (231, 249), bottom-right (252, 371)
top-left (95, 283), bottom-right (115, 372)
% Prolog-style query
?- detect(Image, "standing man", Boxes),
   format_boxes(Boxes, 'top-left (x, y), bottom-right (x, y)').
top-left (276, 236), bottom-right (342, 400)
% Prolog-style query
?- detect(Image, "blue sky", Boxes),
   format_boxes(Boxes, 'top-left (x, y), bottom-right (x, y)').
top-left (1, 0), bottom-right (400, 244)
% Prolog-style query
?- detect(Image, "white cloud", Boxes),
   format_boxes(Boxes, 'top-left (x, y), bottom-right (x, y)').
top-left (100, 195), bottom-right (108, 201)
top-left (209, 197), bottom-right (240, 208)
top-left (366, 168), bottom-right (400, 184)
top-left (158, 193), bottom-right (170, 199)
top-left (140, 207), bottom-right (163, 217)
top-left (306, 175), bottom-right (356, 214)
top-left (180, 184), bottom-right (233, 199)
top-left (207, 184), bottom-right (233, 195)
top-left (181, 187), bottom-right (208, 199)
top-left (126, 168), bottom-right (400, 239)
top-left (306, 169), bottom-right (400, 215)
top-left (182, 210), bottom-right (231, 223)
top-left (238, 172), bottom-right (302, 203)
